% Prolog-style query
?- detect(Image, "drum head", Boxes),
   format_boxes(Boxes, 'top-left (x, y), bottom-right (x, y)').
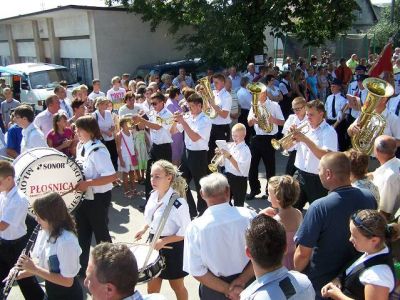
top-left (130, 245), bottom-right (159, 270)
top-left (14, 148), bottom-right (84, 216)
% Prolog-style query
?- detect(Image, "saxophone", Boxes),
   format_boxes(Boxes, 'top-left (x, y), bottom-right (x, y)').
top-left (351, 77), bottom-right (394, 155)
top-left (247, 82), bottom-right (273, 133)
top-left (197, 77), bottom-right (218, 119)
top-left (1, 225), bottom-right (41, 300)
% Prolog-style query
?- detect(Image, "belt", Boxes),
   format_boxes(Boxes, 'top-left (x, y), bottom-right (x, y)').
top-left (0, 235), bottom-right (26, 246)
top-left (226, 172), bottom-right (247, 179)
top-left (298, 169), bottom-right (318, 176)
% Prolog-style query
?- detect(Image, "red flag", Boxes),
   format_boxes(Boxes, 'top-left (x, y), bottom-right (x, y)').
top-left (369, 42), bottom-right (393, 77)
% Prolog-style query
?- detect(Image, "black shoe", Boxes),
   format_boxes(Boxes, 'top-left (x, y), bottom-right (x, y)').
top-left (246, 190), bottom-right (260, 200)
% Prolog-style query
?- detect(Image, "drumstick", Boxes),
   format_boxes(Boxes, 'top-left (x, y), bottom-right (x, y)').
top-left (0, 155), bottom-right (14, 162)
top-left (118, 241), bottom-right (173, 250)
top-left (60, 188), bottom-right (76, 197)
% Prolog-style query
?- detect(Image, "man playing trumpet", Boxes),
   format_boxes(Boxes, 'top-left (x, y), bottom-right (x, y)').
top-left (291, 100), bottom-right (338, 210)
top-left (171, 93), bottom-right (212, 218)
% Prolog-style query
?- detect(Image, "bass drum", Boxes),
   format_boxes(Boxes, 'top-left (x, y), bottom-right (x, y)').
top-left (13, 147), bottom-right (84, 216)
top-left (130, 244), bottom-right (165, 284)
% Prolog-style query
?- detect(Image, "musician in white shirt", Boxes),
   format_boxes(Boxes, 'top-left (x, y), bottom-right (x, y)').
top-left (132, 92), bottom-right (173, 201)
top-left (134, 160), bottom-right (190, 299)
top-left (237, 77), bottom-right (253, 144)
top-left (183, 173), bottom-right (256, 300)
top-left (13, 104), bottom-right (47, 153)
top-left (325, 78), bottom-right (348, 151)
top-left (346, 74), bottom-right (369, 124)
top-left (217, 123), bottom-right (251, 207)
top-left (246, 89), bottom-right (285, 199)
top-left (282, 97), bottom-right (307, 175)
top-left (292, 100), bottom-right (338, 210)
top-left (208, 73), bottom-right (232, 163)
top-left (171, 93), bottom-right (212, 217)
top-left (0, 161), bottom-right (44, 299)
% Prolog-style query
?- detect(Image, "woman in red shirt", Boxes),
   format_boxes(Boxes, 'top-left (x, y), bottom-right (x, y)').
top-left (46, 112), bottom-right (74, 156)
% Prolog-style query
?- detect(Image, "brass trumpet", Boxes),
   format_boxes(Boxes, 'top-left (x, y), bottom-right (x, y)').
top-left (208, 153), bottom-right (224, 173)
top-left (156, 113), bottom-right (190, 125)
top-left (271, 122), bottom-right (309, 155)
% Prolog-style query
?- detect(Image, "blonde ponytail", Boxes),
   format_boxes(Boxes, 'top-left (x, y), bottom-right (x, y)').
top-left (152, 160), bottom-right (188, 199)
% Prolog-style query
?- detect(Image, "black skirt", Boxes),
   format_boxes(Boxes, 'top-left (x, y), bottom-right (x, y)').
top-left (45, 277), bottom-right (83, 300)
top-left (149, 234), bottom-right (188, 280)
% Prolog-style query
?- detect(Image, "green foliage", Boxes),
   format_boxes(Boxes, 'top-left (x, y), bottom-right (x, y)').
top-left (106, 0), bottom-right (358, 67)
top-left (368, 0), bottom-right (400, 49)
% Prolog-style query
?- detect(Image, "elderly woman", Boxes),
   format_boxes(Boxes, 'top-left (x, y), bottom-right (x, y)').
top-left (345, 149), bottom-right (380, 204)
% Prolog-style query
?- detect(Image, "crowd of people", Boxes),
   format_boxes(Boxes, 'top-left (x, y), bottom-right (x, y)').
top-left (0, 49), bottom-right (400, 300)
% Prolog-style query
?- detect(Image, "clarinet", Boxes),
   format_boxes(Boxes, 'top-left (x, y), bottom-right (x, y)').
top-left (1, 224), bottom-right (41, 300)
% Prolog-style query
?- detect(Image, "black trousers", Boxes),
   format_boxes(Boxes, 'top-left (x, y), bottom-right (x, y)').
top-left (75, 191), bottom-right (112, 274)
top-left (145, 143), bottom-right (172, 200)
top-left (180, 149), bottom-right (208, 217)
top-left (238, 109), bottom-right (254, 145)
top-left (226, 172), bottom-right (247, 207)
top-left (293, 169), bottom-right (328, 210)
top-left (0, 236), bottom-right (45, 300)
top-left (199, 273), bottom-right (240, 300)
top-left (45, 277), bottom-right (83, 300)
top-left (285, 150), bottom-right (297, 176)
top-left (103, 139), bottom-right (118, 171)
top-left (249, 135), bottom-right (275, 194)
top-left (327, 119), bottom-right (350, 151)
top-left (208, 124), bottom-right (230, 163)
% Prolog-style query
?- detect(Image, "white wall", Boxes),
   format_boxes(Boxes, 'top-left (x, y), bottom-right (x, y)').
top-left (53, 12), bottom-right (90, 37)
top-left (0, 42), bottom-right (10, 56)
top-left (17, 41), bottom-right (35, 57)
top-left (38, 19), bottom-right (49, 39)
top-left (92, 9), bottom-right (188, 87)
top-left (60, 39), bottom-right (91, 58)
top-left (0, 25), bottom-right (8, 40)
top-left (11, 21), bottom-right (34, 39)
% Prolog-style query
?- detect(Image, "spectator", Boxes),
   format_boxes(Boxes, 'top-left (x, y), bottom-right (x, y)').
top-left (6, 121), bottom-right (22, 159)
top-left (241, 214), bottom-right (315, 300)
top-left (228, 66), bottom-right (241, 92)
top-left (106, 76), bottom-right (126, 112)
top-left (34, 94), bottom-right (61, 137)
top-left (278, 71), bottom-right (294, 119)
top-left (260, 175), bottom-right (303, 270)
top-left (345, 149), bottom-right (380, 204)
top-left (46, 112), bottom-right (74, 156)
top-left (294, 152), bottom-right (376, 298)
top-left (335, 58), bottom-right (353, 92)
top-left (118, 92), bottom-right (142, 118)
top-left (88, 79), bottom-right (105, 102)
top-left (1, 88), bottom-right (20, 131)
top-left (172, 68), bottom-right (195, 88)
top-left (265, 74), bottom-right (283, 103)
top-left (346, 54), bottom-right (359, 73)
top-left (317, 65), bottom-right (329, 102)
top-left (54, 85), bottom-right (73, 119)
top-left (306, 68), bottom-right (318, 100)
top-left (245, 63), bottom-right (257, 82)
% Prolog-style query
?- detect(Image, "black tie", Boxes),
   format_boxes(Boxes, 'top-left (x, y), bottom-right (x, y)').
top-left (332, 96), bottom-right (336, 119)
top-left (395, 100), bottom-right (400, 116)
top-left (81, 146), bottom-right (85, 157)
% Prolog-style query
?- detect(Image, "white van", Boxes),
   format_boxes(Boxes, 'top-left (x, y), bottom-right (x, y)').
top-left (0, 63), bottom-right (79, 111)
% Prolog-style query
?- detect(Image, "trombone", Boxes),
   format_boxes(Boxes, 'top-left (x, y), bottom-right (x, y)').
top-left (271, 122), bottom-right (309, 156)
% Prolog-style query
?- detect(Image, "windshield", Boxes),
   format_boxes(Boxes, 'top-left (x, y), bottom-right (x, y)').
top-left (29, 68), bottom-right (77, 89)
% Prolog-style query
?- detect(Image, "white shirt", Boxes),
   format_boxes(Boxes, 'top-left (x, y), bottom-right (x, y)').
top-left (76, 140), bottom-right (115, 195)
top-left (282, 114), bottom-right (307, 152)
top-left (394, 72), bottom-right (400, 95)
top-left (229, 74), bottom-right (241, 92)
top-left (224, 141), bottom-right (251, 177)
top-left (387, 94), bottom-right (400, 117)
top-left (212, 88), bottom-right (232, 125)
top-left (345, 247), bottom-right (394, 292)
top-left (172, 75), bottom-right (195, 88)
top-left (236, 87), bottom-right (252, 110)
top-left (32, 229), bottom-right (81, 278)
top-left (350, 88), bottom-right (367, 119)
top-left (148, 107), bottom-right (173, 145)
top-left (21, 122), bottom-right (47, 153)
top-left (0, 186), bottom-right (28, 240)
top-left (144, 187), bottom-right (190, 237)
top-left (294, 120), bottom-right (338, 174)
top-left (183, 203), bottom-right (256, 277)
top-left (93, 110), bottom-right (115, 141)
top-left (106, 87), bottom-right (126, 110)
top-left (33, 109), bottom-right (54, 137)
top-left (245, 72), bottom-right (256, 82)
top-left (373, 157), bottom-right (400, 217)
top-left (118, 104), bottom-right (142, 118)
top-left (247, 100), bottom-right (284, 135)
top-left (88, 91), bottom-right (105, 101)
top-left (279, 79), bottom-right (290, 95)
top-left (347, 80), bottom-right (358, 95)
top-left (381, 109), bottom-right (400, 139)
top-left (177, 112), bottom-right (211, 151)
top-left (325, 93), bottom-right (347, 121)
top-left (59, 98), bottom-right (73, 119)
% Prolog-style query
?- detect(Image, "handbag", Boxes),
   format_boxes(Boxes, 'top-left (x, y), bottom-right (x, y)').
top-left (121, 132), bottom-right (138, 167)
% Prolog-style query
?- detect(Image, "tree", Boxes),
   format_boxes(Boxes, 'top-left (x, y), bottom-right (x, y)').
top-left (368, 0), bottom-right (400, 50)
top-left (106, 0), bottom-right (358, 67)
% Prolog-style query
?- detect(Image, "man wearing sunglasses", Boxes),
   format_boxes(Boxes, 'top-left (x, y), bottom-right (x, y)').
top-left (293, 152), bottom-right (376, 299)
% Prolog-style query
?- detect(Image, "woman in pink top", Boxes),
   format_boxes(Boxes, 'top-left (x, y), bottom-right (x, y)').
top-left (46, 112), bottom-right (74, 156)
top-left (260, 175), bottom-right (303, 270)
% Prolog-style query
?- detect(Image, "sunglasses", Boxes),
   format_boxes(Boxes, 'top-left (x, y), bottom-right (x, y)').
top-left (351, 213), bottom-right (375, 236)
top-left (292, 106), bottom-right (304, 112)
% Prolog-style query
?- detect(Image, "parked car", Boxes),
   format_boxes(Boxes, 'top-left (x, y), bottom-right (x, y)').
top-left (0, 63), bottom-right (79, 111)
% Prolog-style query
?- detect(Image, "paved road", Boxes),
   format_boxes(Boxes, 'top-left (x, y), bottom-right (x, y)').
top-left (10, 153), bottom-right (289, 299)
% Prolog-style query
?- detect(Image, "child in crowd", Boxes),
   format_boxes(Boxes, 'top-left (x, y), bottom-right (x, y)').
top-left (261, 175), bottom-right (303, 270)
top-left (116, 117), bottom-right (137, 198)
top-left (133, 121), bottom-right (149, 184)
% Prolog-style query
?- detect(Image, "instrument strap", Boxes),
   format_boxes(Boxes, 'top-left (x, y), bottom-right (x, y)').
top-left (142, 192), bottom-right (179, 268)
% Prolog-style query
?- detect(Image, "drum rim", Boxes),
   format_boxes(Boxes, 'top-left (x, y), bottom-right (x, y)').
top-left (14, 149), bottom-right (85, 215)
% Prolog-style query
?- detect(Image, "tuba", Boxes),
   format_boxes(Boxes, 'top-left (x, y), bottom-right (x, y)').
top-left (197, 77), bottom-right (218, 119)
top-left (351, 77), bottom-right (394, 155)
top-left (247, 82), bottom-right (273, 133)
